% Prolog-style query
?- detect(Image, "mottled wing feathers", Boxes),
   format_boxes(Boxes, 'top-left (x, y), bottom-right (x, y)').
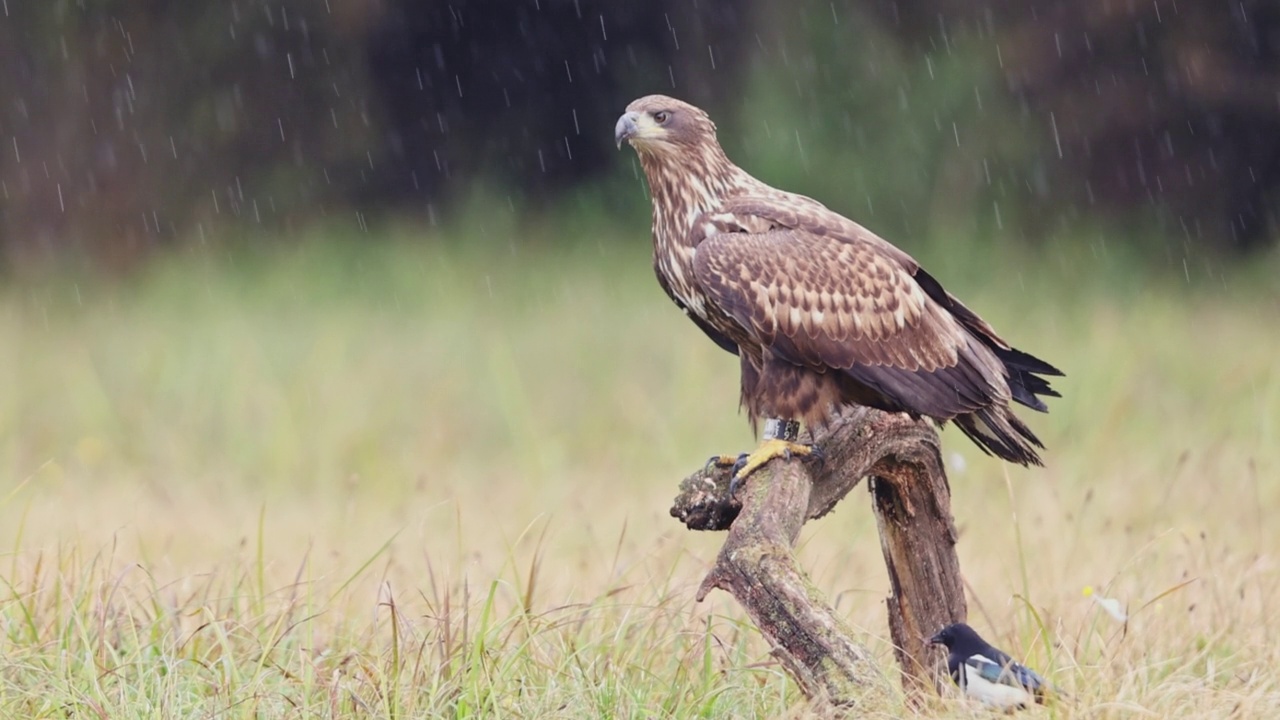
top-left (693, 225), bottom-right (1011, 420)
top-left (695, 229), bottom-right (936, 362)
top-left (699, 195), bottom-right (1062, 416)
top-left (709, 195), bottom-right (923, 269)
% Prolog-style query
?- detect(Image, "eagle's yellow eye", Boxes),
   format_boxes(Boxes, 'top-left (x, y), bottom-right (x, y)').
top-left (653, 111), bottom-right (670, 124)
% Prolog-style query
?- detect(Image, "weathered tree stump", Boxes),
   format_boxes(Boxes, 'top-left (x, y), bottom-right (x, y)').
top-left (670, 407), bottom-right (967, 708)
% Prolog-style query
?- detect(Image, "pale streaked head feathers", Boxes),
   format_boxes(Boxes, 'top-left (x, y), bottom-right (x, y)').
top-left (617, 95), bottom-right (717, 155)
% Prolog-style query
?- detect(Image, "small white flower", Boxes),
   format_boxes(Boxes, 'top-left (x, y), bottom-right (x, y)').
top-left (1082, 585), bottom-right (1128, 622)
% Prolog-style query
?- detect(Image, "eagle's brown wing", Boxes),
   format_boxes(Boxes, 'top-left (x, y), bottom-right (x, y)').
top-left (691, 215), bottom-right (1013, 420)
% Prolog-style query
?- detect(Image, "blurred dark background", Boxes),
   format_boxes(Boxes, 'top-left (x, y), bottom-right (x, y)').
top-left (1, 0), bottom-right (1277, 272)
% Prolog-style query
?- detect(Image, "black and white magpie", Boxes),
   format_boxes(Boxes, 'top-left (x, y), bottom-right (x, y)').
top-left (929, 623), bottom-right (1049, 710)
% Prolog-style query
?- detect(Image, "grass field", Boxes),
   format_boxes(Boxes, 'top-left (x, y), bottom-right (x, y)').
top-left (3, 226), bottom-right (1279, 717)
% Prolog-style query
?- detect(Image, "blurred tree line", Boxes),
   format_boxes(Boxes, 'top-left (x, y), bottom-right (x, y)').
top-left (1, 0), bottom-right (1276, 271)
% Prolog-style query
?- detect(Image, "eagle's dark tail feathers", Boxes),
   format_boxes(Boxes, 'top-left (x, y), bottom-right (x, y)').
top-left (994, 345), bottom-right (1063, 413)
top-left (912, 266), bottom-right (1064, 414)
top-left (907, 267), bottom-right (1062, 465)
top-left (954, 344), bottom-right (1061, 465)
top-left (954, 406), bottom-right (1046, 467)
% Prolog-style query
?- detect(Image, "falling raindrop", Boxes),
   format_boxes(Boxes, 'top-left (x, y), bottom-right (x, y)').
top-left (1050, 112), bottom-right (1062, 158)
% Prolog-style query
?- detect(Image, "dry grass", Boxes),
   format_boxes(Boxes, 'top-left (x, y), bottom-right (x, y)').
top-left (3, 230), bottom-right (1279, 717)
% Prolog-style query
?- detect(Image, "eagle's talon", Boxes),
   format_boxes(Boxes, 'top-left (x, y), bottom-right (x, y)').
top-left (705, 454), bottom-right (740, 472)
top-left (729, 438), bottom-right (815, 493)
top-left (711, 453), bottom-right (746, 499)
top-left (726, 473), bottom-right (743, 500)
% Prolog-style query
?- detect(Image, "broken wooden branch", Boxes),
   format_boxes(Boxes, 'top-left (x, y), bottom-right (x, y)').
top-left (670, 407), bottom-right (968, 707)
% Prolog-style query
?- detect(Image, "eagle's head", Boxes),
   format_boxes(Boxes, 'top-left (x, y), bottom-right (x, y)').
top-left (615, 95), bottom-right (718, 156)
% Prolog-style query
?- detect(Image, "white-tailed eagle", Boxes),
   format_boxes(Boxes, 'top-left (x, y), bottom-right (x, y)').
top-left (615, 95), bottom-right (1062, 480)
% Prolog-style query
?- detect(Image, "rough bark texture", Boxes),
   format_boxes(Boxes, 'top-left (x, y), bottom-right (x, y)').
top-left (670, 407), bottom-right (967, 707)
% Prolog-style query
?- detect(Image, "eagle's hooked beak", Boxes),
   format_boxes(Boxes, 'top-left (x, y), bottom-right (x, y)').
top-left (615, 111), bottom-right (641, 149)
